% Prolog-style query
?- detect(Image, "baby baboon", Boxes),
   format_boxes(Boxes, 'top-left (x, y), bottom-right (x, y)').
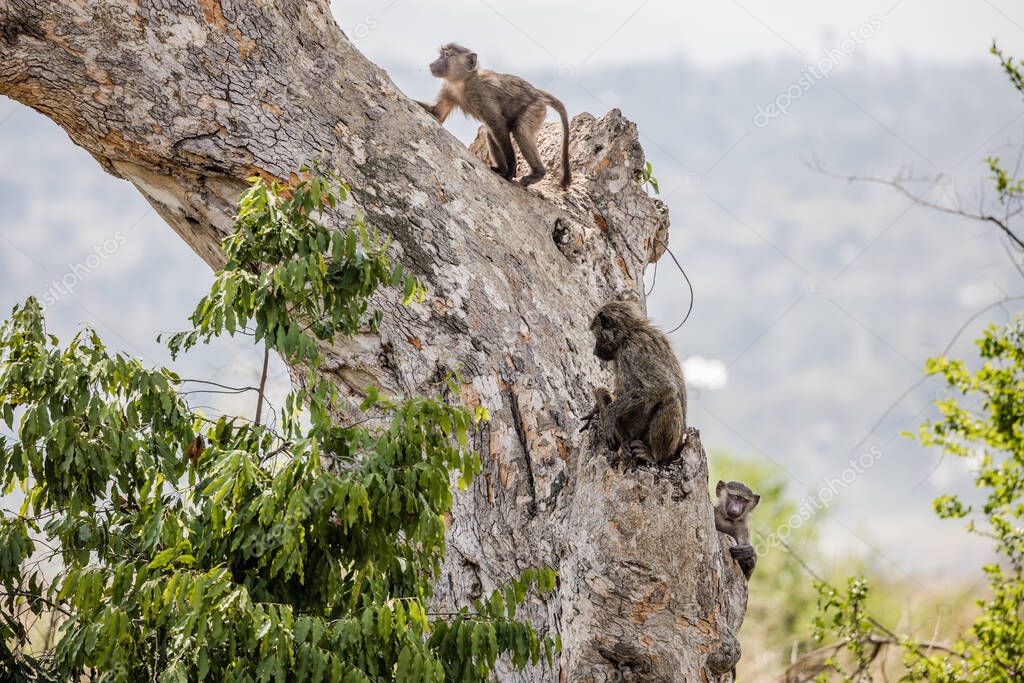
top-left (418, 43), bottom-right (571, 189)
top-left (582, 300), bottom-right (687, 464)
top-left (714, 480), bottom-right (760, 579)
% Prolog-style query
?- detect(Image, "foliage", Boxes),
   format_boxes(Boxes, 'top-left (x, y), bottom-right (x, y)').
top-left (986, 45), bottom-right (1024, 214)
top-left (906, 319), bottom-right (1024, 682)
top-left (164, 169), bottom-right (423, 366)
top-left (637, 161), bottom-right (660, 195)
top-left (992, 42), bottom-right (1024, 101)
top-left (810, 578), bottom-right (878, 683)
top-left (810, 322), bottom-right (1024, 683)
top-left (0, 170), bottom-right (558, 681)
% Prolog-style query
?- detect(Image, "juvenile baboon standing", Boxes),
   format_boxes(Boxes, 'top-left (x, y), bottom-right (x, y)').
top-left (418, 43), bottom-right (572, 189)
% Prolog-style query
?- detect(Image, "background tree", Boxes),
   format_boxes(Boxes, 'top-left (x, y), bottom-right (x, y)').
top-left (789, 45), bottom-right (1024, 683)
top-left (796, 316), bottom-right (1023, 683)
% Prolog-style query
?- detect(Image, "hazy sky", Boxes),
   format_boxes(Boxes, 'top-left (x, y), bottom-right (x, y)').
top-left (333, 0), bottom-right (1024, 71)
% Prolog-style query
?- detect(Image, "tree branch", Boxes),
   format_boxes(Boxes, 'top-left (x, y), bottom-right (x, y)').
top-left (807, 158), bottom-right (1024, 252)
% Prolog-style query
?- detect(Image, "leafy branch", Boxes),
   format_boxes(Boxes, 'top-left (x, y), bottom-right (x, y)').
top-left (0, 168), bottom-right (558, 682)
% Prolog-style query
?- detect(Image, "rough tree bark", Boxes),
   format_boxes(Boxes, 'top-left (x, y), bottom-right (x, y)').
top-left (0, 2), bottom-right (748, 680)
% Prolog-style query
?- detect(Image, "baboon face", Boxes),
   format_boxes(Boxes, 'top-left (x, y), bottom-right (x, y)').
top-left (430, 44), bottom-right (477, 80)
top-left (716, 480), bottom-right (760, 520)
top-left (590, 301), bottom-right (642, 362)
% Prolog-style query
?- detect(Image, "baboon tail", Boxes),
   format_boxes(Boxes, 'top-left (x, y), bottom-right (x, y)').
top-left (544, 93), bottom-right (572, 189)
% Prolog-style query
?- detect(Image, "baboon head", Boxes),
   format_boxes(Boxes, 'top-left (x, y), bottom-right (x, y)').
top-left (429, 43), bottom-right (478, 80)
top-left (715, 480), bottom-right (760, 520)
top-left (590, 300), bottom-right (646, 362)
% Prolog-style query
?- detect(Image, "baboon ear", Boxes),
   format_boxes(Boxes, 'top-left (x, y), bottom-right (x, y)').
top-left (715, 480), bottom-right (725, 496)
top-left (466, 52), bottom-right (478, 70)
top-left (750, 494), bottom-right (760, 510)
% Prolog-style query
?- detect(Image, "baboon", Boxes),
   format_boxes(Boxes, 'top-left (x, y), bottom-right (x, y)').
top-left (418, 43), bottom-right (572, 189)
top-left (714, 480), bottom-right (760, 579)
top-left (582, 300), bottom-right (687, 464)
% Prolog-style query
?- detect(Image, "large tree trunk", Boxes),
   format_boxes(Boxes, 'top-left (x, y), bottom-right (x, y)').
top-left (0, 2), bottom-right (748, 680)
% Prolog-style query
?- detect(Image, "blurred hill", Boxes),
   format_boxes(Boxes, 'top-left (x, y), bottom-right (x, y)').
top-left (2, 57), bottom-right (1021, 585)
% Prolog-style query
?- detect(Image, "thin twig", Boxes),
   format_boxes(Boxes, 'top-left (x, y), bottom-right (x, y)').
top-left (1001, 237), bottom-right (1024, 280)
top-left (645, 258), bottom-right (658, 296)
top-left (178, 379), bottom-right (259, 392)
top-left (0, 590), bottom-right (72, 617)
top-left (254, 345), bottom-right (270, 428)
top-left (179, 388), bottom-right (255, 397)
top-left (807, 159), bottom-right (1024, 251)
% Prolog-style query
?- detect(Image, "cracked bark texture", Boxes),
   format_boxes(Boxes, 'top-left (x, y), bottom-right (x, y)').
top-left (0, 1), bottom-right (748, 680)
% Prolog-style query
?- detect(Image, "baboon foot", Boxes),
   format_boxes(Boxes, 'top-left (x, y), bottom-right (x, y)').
top-left (490, 166), bottom-right (514, 181)
top-left (627, 440), bottom-right (656, 464)
top-left (605, 431), bottom-right (621, 452)
top-left (519, 171), bottom-right (545, 187)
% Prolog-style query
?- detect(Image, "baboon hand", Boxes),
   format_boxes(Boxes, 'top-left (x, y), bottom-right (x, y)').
top-left (730, 544), bottom-right (757, 579)
top-left (579, 406), bottom-right (598, 433)
top-left (729, 544), bottom-right (755, 561)
top-left (581, 387), bottom-right (614, 434)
